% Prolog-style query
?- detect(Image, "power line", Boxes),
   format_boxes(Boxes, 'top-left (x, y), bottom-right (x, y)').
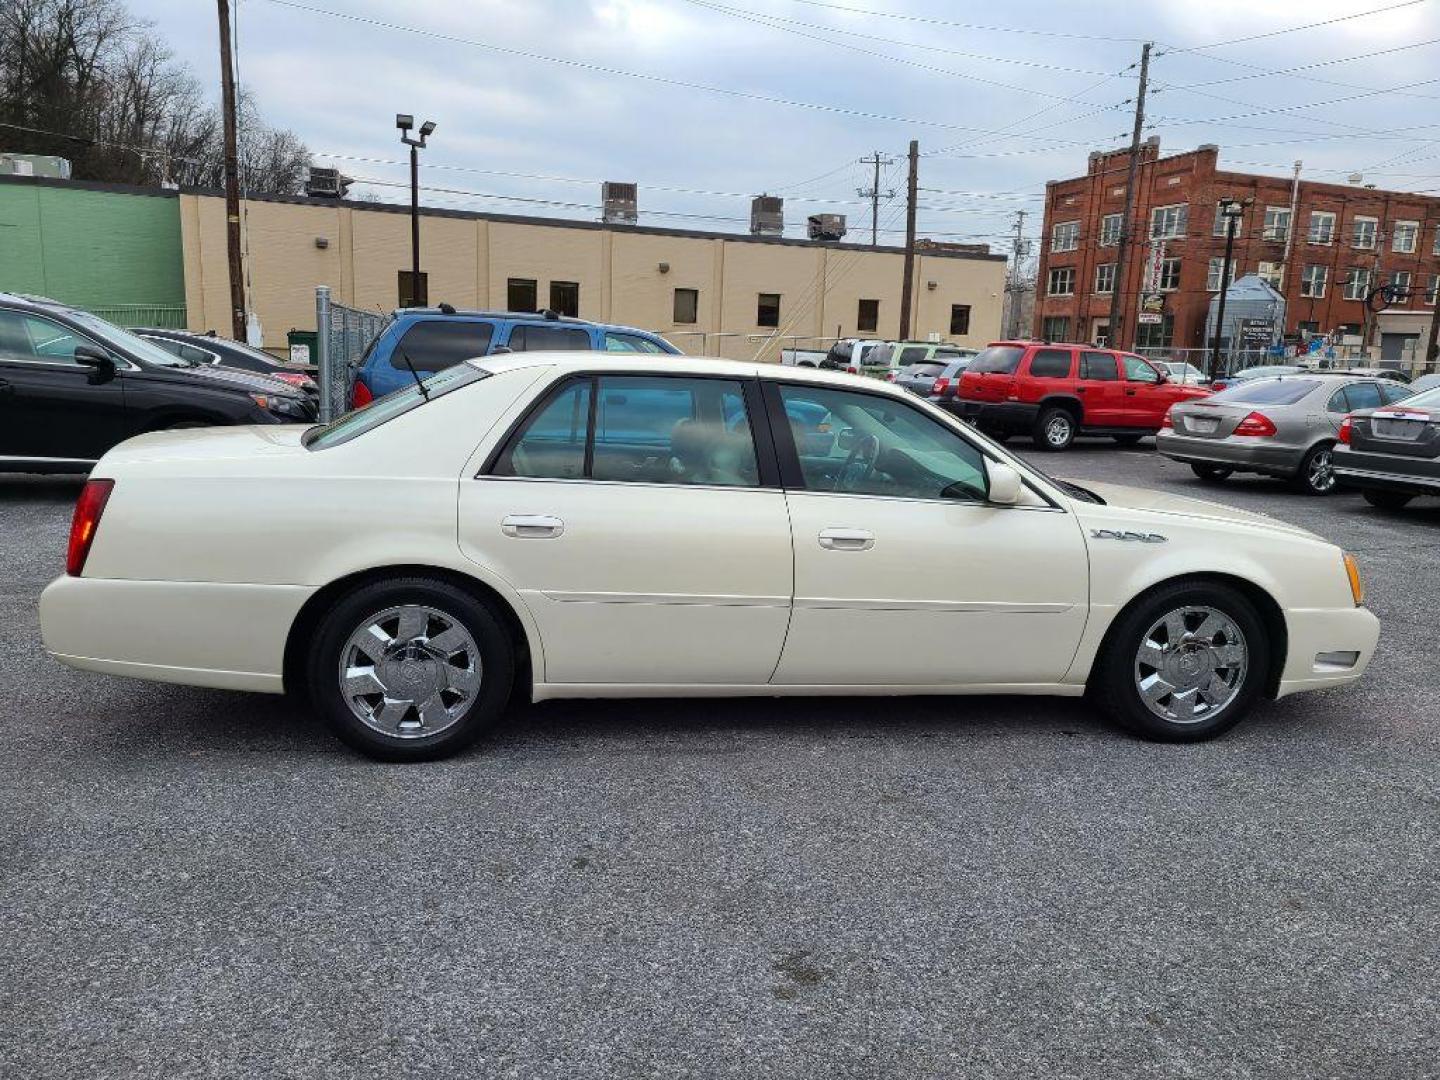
top-left (1166, 0), bottom-right (1427, 53)
top-left (777, 0), bottom-right (1147, 42)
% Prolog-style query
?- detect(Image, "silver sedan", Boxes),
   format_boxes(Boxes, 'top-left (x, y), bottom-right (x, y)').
top-left (1157, 374), bottom-right (1415, 495)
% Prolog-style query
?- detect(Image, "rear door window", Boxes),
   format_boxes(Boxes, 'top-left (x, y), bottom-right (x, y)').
top-left (507, 324), bottom-right (593, 351)
top-left (1028, 348), bottom-right (1073, 379)
top-left (392, 320), bottom-right (495, 371)
top-left (1343, 382), bottom-right (1384, 411)
top-left (1080, 351), bottom-right (1119, 381)
top-left (590, 377), bottom-right (758, 487)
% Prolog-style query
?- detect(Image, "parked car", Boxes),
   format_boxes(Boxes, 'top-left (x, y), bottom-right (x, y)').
top-left (136, 328), bottom-right (318, 394)
top-left (41, 353), bottom-right (1377, 761)
top-left (1332, 367), bottom-right (1411, 384)
top-left (1157, 374), bottom-right (1414, 495)
top-left (1209, 365), bottom-right (1305, 392)
top-left (1158, 361), bottom-right (1209, 385)
top-left (952, 341), bottom-right (1210, 450)
top-left (1408, 372), bottom-right (1440, 394)
top-left (0, 293), bottom-right (317, 474)
top-left (781, 338), bottom-right (883, 372)
top-left (916, 356), bottom-right (976, 411)
top-left (350, 307), bottom-right (679, 406)
top-left (1333, 383), bottom-right (1440, 509)
top-left (889, 344), bottom-right (977, 392)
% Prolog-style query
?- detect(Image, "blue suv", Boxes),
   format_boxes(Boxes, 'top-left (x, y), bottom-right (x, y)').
top-left (350, 308), bottom-right (680, 406)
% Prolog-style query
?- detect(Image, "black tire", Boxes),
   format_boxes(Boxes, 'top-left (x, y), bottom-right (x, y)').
top-left (1032, 406), bottom-right (1077, 451)
top-left (1112, 434), bottom-right (1144, 447)
top-left (1090, 581), bottom-right (1270, 743)
top-left (305, 576), bottom-right (515, 761)
top-left (1190, 463), bottom-right (1233, 483)
top-left (1363, 489), bottom-right (1414, 510)
top-left (1291, 441), bottom-right (1338, 496)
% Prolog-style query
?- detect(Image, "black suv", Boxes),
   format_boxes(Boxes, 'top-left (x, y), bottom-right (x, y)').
top-left (0, 293), bottom-right (317, 474)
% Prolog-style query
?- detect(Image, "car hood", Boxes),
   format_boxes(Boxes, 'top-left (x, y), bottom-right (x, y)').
top-left (98, 423), bottom-right (312, 468)
top-left (1067, 479), bottom-right (1321, 540)
top-left (146, 362), bottom-right (302, 397)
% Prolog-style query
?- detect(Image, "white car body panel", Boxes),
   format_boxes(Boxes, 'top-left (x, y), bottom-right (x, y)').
top-left (39, 352), bottom-right (1379, 710)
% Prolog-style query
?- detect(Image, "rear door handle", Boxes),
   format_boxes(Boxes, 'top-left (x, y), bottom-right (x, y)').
top-left (818, 528), bottom-right (875, 551)
top-left (501, 514), bottom-right (565, 538)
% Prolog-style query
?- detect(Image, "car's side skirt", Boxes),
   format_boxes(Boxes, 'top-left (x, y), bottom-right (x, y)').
top-left (532, 682), bottom-right (1087, 702)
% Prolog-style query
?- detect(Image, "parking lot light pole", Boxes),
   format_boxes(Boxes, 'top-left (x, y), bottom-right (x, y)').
top-left (1209, 197), bottom-right (1247, 377)
top-left (397, 114), bottom-right (436, 307)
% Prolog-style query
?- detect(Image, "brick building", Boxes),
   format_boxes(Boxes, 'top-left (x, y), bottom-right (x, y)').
top-left (1034, 139), bottom-right (1440, 362)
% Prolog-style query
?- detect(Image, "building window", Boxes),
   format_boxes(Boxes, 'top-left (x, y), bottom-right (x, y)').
top-left (857, 298), bottom-right (880, 332)
top-left (1300, 265), bottom-right (1328, 298)
top-left (1212, 201), bottom-right (1245, 237)
top-left (1434, 227), bottom-right (1440, 256)
top-left (1389, 270), bottom-right (1412, 302)
top-left (1258, 261), bottom-right (1282, 289)
top-left (1149, 203), bottom-right (1188, 240)
top-left (1051, 220), bottom-right (1080, 253)
top-left (1094, 263), bottom-right (1116, 294)
top-left (1262, 206), bottom-right (1291, 242)
top-left (507, 277), bottom-right (538, 312)
top-left (1047, 267), bottom-right (1075, 296)
top-left (1135, 315), bottom-right (1174, 349)
top-left (398, 270), bottom-right (428, 308)
top-left (1393, 220), bottom-right (1419, 253)
top-left (1308, 210), bottom-right (1336, 244)
top-left (1352, 216), bottom-right (1378, 249)
top-left (1099, 213), bottom-right (1122, 246)
top-left (949, 304), bottom-right (971, 335)
top-left (673, 287), bottom-right (698, 324)
top-left (1344, 267), bottom-right (1373, 301)
top-left (549, 280), bottom-right (580, 317)
top-left (1206, 257), bottom-right (1238, 293)
top-left (1426, 274), bottom-right (1439, 306)
top-left (1041, 316), bottom-right (1070, 341)
top-left (757, 292), bottom-right (781, 327)
top-left (1158, 258), bottom-right (1181, 292)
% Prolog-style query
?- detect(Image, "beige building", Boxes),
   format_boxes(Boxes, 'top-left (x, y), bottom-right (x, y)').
top-left (178, 191), bottom-right (1007, 362)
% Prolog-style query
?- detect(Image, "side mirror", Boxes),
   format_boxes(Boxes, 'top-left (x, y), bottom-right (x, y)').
top-left (986, 461), bottom-right (1024, 505)
top-left (75, 344), bottom-right (116, 384)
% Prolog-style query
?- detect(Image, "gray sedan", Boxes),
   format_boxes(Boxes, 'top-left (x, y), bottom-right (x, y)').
top-left (1157, 374), bottom-right (1415, 495)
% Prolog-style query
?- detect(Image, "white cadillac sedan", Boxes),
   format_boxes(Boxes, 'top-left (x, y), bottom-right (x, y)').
top-left (41, 354), bottom-right (1379, 760)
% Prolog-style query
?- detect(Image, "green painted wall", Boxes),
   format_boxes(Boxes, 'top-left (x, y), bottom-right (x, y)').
top-left (0, 181), bottom-right (185, 309)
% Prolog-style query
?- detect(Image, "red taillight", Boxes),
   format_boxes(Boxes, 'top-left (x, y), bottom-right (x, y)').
top-left (846, 366), bottom-right (858, 374)
top-left (351, 379), bottom-right (373, 408)
top-left (1160, 406), bottom-right (1174, 429)
top-left (66, 479), bottom-right (114, 576)
top-left (1338, 415), bottom-right (1353, 444)
top-left (932, 377), bottom-right (950, 395)
top-left (1233, 411), bottom-right (1278, 437)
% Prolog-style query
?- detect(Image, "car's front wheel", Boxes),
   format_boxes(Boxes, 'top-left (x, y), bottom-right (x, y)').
top-left (306, 577), bottom-right (515, 761)
top-left (1033, 407), bottom-right (1076, 451)
top-left (1190, 463), bottom-right (1233, 483)
top-left (1091, 582), bottom-right (1269, 742)
top-left (1363, 489), bottom-right (1414, 510)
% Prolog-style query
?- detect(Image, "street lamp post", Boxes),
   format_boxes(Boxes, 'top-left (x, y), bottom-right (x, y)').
top-left (396, 114), bottom-right (436, 307)
top-left (1209, 197), bottom-right (1249, 377)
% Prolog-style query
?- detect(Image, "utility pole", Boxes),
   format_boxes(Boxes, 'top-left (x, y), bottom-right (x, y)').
top-left (899, 139), bottom-right (919, 339)
top-left (1210, 198), bottom-right (1247, 376)
top-left (217, 0), bottom-right (245, 341)
top-left (1007, 209), bottom-right (1028, 338)
top-left (1278, 160), bottom-right (1302, 295)
top-left (1425, 277), bottom-right (1440, 374)
top-left (1107, 41), bottom-right (1152, 352)
top-left (857, 151), bottom-right (895, 249)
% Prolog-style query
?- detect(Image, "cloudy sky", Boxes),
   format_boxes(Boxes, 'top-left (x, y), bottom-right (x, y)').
top-left (130, 0), bottom-right (1439, 249)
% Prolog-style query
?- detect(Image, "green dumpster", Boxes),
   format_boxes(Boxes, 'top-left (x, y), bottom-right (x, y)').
top-left (286, 329), bottom-right (318, 367)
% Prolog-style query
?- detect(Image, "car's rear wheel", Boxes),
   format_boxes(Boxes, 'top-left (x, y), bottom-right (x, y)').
top-left (1291, 442), bottom-right (1338, 495)
top-left (1091, 581), bottom-right (1269, 742)
top-left (1033, 407), bottom-right (1076, 451)
top-left (306, 577), bottom-right (514, 761)
top-left (1190, 463), bottom-right (1233, 483)
top-left (1363, 489), bottom-right (1414, 510)
top-left (1112, 434), bottom-right (1144, 447)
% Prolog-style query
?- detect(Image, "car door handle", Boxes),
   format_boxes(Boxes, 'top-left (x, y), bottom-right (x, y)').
top-left (818, 528), bottom-right (875, 551)
top-left (1074, 385), bottom-right (1087, 392)
top-left (501, 514), bottom-right (565, 538)
top-left (0, 378), bottom-right (12, 398)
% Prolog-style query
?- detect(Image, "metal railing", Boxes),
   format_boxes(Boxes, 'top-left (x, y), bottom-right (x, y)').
top-left (91, 303), bottom-right (187, 329)
top-left (1134, 344), bottom-right (1436, 380)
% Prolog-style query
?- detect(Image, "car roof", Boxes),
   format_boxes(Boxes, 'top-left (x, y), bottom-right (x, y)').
top-left (391, 307), bottom-right (664, 335)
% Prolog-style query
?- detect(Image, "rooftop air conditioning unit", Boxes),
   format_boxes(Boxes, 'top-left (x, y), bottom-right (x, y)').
top-left (602, 181), bottom-right (638, 225)
top-left (304, 167), bottom-right (351, 199)
top-left (807, 213), bottom-right (847, 241)
top-left (751, 195), bottom-right (784, 237)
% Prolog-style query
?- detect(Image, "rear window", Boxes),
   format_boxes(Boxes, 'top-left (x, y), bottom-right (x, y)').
top-left (392, 320), bottom-right (494, 372)
top-left (968, 345), bottom-right (1023, 374)
top-left (1210, 378), bottom-right (1319, 406)
top-left (906, 362), bottom-right (948, 378)
top-left (306, 364), bottom-right (489, 450)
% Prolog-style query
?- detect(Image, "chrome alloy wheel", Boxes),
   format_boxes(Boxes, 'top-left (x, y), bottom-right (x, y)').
top-left (1308, 447), bottom-right (1336, 492)
top-left (1045, 414), bottom-right (1073, 447)
top-left (338, 605), bottom-right (482, 739)
top-left (1133, 606), bottom-right (1247, 725)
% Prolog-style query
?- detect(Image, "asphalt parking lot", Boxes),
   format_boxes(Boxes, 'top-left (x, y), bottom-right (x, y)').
top-left (3, 443), bottom-right (1438, 1079)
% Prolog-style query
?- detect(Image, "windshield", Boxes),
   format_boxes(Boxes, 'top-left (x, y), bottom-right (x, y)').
top-left (1209, 378), bottom-right (1320, 406)
top-left (968, 345), bottom-right (1024, 374)
top-left (68, 311), bottom-right (199, 368)
top-left (305, 363), bottom-right (489, 450)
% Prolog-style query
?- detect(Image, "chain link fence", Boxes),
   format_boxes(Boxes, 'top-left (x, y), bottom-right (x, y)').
top-left (1132, 345), bottom-right (1415, 382)
top-left (316, 295), bottom-right (389, 419)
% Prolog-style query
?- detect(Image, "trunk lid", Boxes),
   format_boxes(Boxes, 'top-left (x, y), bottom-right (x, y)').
top-left (1349, 406), bottom-right (1440, 458)
top-left (97, 424), bottom-right (312, 469)
top-left (1169, 400), bottom-right (1254, 439)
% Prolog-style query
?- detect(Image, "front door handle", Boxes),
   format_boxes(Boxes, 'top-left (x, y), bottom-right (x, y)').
top-left (818, 528), bottom-right (875, 551)
top-left (501, 514), bottom-right (565, 539)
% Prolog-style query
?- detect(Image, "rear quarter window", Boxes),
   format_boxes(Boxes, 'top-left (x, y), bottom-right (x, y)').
top-left (1027, 349), bottom-right (1073, 379)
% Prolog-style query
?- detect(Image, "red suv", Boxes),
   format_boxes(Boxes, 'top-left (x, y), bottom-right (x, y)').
top-left (951, 341), bottom-right (1211, 451)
